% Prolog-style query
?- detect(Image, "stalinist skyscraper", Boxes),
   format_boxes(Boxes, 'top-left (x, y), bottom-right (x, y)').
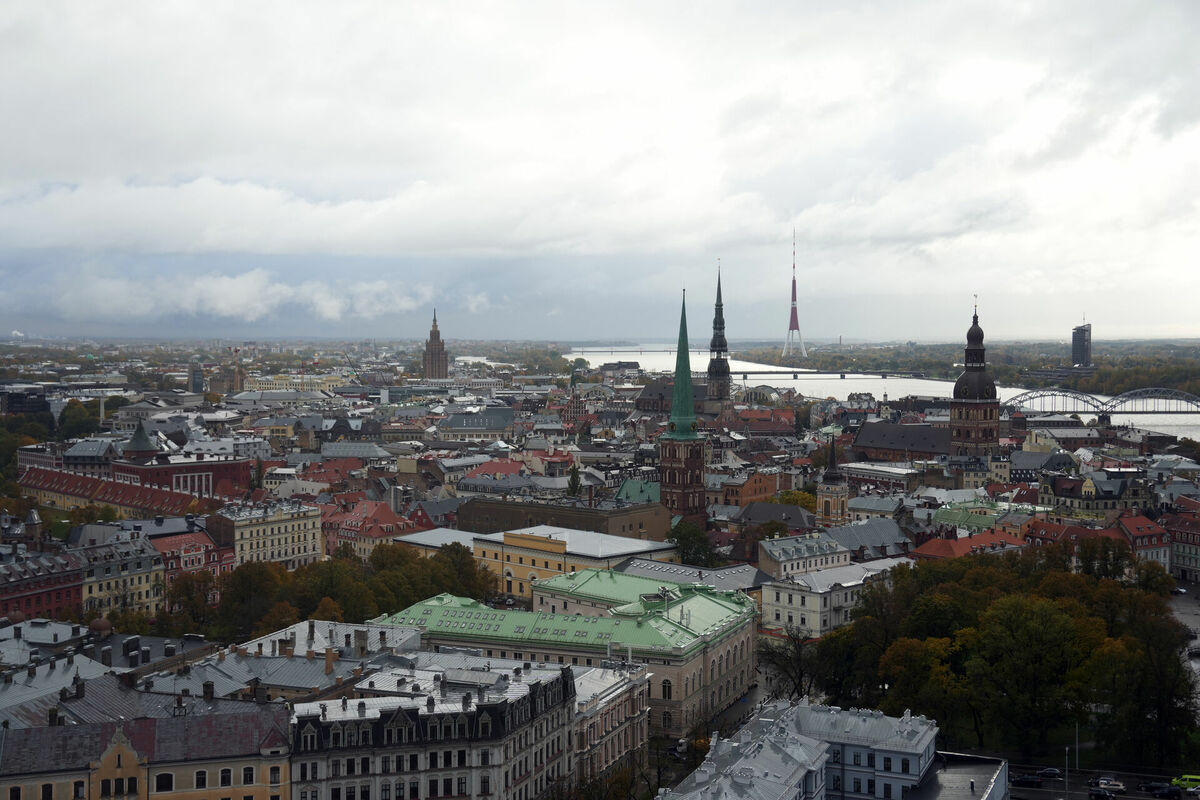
top-left (422, 310), bottom-right (449, 380)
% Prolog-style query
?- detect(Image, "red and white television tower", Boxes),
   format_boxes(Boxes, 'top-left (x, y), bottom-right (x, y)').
top-left (782, 230), bottom-right (807, 357)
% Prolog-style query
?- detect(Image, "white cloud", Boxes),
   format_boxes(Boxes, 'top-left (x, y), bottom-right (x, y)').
top-left (1, 1), bottom-right (1199, 339)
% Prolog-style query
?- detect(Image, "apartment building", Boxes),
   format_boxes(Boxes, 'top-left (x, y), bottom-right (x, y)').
top-left (208, 501), bottom-right (323, 569)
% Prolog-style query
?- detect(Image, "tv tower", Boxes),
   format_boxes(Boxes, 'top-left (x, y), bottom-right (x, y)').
top-left (782, 229), bottom-right (807, 357)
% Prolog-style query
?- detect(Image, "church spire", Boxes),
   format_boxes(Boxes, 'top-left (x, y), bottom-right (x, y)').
top-left (664, 291), bottom-right (699, 440)
top-left (710, 266), bottom-right (727, 353)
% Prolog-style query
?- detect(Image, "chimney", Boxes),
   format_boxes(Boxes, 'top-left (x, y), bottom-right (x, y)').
top-left (357, 700), bottom-right (366, 717)
top-left (308, 619), bottom-right (316, 641)
top-left (218, 648), bottom-right (225, 663)
top-left (324, 647), bottom-right (335, 675)
top-left (12, 625), bottom-right (19, 640)
top-left (203, 681), bottom-right (214, 701)
top-left (256, 642), bottom-right (263, 657)
top-left (462, 693), bottom-right (471, 710)
top-left (306, 649), bottom-right (315, 660)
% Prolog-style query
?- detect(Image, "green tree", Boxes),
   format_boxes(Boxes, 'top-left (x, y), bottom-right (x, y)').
top-left (253, 601), bottom-right (300, 636)
top-left (669, 521), bottom-right (720, 568)
top-left (758, 626), bottom-right (821, 700)
top-left (770, 490), bottom-right (816, 512)
top-left (566, 464), bottom-right (582, 497)
top-left (214, 561), bottom-right (288, 640)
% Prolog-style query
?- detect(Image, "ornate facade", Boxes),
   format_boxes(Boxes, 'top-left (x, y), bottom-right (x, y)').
top-left (422, 311), bottom-right (449, 380)
top-left (950, 308), bottom-right (999, 457)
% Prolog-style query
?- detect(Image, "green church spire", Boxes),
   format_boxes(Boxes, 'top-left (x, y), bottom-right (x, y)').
top-left (663, 291), bottom-right (699, 440)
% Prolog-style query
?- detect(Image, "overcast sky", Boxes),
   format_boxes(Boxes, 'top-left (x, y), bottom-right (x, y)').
top-left (2, 2), bottom-right (1198, 343)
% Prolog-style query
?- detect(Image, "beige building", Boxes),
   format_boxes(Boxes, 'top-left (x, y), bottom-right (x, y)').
top-left (207, 500), bottom-right (323, 570)
top-left (760, 557), bottom-right (910, 639)
top-left (77, 536), bottom-right (166, 617)
top-left (377, 586), bottom-right (757, 740)
top-left (473, 525), bottom-right (678, 600)
top-left (245, 373), bottom-right (348, 391)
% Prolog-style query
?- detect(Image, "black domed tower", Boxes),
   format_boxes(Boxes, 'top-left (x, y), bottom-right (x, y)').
top-left (950, 305), bottom-right (999, 457)
top-left (707, 269), bottom-right (731, 403)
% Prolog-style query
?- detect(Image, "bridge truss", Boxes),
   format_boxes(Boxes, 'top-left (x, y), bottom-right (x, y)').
top-left (1006, 387), bottom-right (1200, 415)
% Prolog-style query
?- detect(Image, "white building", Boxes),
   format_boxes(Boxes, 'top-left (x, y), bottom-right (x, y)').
top-left (761, 558), bottom-right (911, 638)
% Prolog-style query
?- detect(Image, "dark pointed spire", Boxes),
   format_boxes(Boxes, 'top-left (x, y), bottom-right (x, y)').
top-left (709, 265), bottom-right (727, 353)
top-left (663, 291), bottom-right (699, 440)
top-left (823, 438), bottom-right (843, 484)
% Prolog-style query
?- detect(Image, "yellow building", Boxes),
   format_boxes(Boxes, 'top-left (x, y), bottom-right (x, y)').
top-left (0, 707), bottom-right (290, 800)
top-left (207, 500), bottom-right (323, 570)
top-left (472, 525), bottom-right (678, 599)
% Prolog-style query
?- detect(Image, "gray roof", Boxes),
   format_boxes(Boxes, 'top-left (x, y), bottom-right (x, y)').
top-left (0, 705), bottom-right (290, 776)
top-left (758, 531), bottom-right (847, 562)
top-left (770, 557), bottom-right (911, 594)
top-left (321, 441), bottom-right (390, 458)
top-left (733, 502), bottom-right (816, 529)
top-left (477, 525), bottom-right (675, 559)
top-left (854, 421), bottom-right (950, 454)
top-left (824, 518), bottom-right (909, 558)
top-left (614, 558), bottom-right (773, 592)
top-left (846, 496), bottom-right (903, 514)
top-left (393, 527), bottom-right (478, 550)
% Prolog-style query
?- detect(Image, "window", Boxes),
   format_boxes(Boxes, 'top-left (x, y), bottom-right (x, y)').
top-left (868, 780), bottom-right (876, 794)
top-left (243, 767), bottom-right (255, 785)
top-left (270, 766), bottom-right (281, 785)
top-left (196, 771), bottom-right (208, 789)
top-left (901, 759), bottom-right (910, 774)
top-left (853, 779), bottom-right (862, 793)
top-left (883, 757), bottom-right (892, 772)
top-left (221, 769), bottom-right (233, 787)
top-left (481, 750), bottom-right (491, 766)
top-left (100, 782), bottom-right (110, 798)
top-left (127, 779), bottom-right (137, 796)
top-left (884, 784), bottom-right (893, 799)
top-left (429, 780), bottom-right (438, 798)
top-left (458, 778), bottom-right (468, 796)
top-left (831, 776), bottom-right (841, 789)
top-left (73, 782), bottom-right (84, 800)
top-left (156, 773), bottom-right (175, 792)
top-left (442, 779), bottom-right (451, 797)
top-left (481, 775), bottom-right (491, 795)
top-left (853, 752), bottom-right (861, 766)
top-left (867, 754), bottom-right (875, 768)
top-left (40, 787), bottom-right (51, 800)
top-left (661, 679), bottom-right (672, 700)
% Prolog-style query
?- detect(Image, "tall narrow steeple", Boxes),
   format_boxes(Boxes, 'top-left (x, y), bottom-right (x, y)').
top-left (664, 292), bottom-right (699, 440)
top-left (707, 266), bottom-right (731, 402)
top-left (782, 229), bottom-right (808, 358)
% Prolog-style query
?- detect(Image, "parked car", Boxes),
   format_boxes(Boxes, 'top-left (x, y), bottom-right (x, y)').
top-left (1039, 769), bottom-right (1065, 781)
top-left (1152, 787), bottom-right (1182, 799)
top-left (1102, 780), bottom-right (1128, 794)
top-left (1012, 776), bottom-right (1044, 788)
top-left (1139, 783), bottom-right (1171, 793)
top-left (1091, 790), bottom-right (1117, 800)
top-left (1093, 778), bottom-right (1119, 788)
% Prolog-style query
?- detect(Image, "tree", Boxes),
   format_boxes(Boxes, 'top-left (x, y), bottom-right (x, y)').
top-left (669, 521), bottom-right (720, 568)
top-left (758, 626), bottom-right (820, 699)
top-left (214, 561), bottom-right (288, 640)
top-left (312, 596), bottom-right (346, 622)
top-left (770, 490), bottom-right (816, 512)
top-left (253, 601), bottom-right (300, 636)
top-left (166, 570), bottom-right (215, 631)
top-left (566, 464), bottom-right (582, 497)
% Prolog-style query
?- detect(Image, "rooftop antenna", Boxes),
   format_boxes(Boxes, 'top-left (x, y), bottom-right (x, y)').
top-left (782, 228), bottom-right (807, 358)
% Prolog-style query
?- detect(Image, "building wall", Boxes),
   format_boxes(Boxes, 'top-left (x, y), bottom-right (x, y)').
top-left (458, 499), bottom-right (671, 542)
top-left (208, 503), bottom-right (324, 569)
top-left (475, 532), bottom-right (677, 599)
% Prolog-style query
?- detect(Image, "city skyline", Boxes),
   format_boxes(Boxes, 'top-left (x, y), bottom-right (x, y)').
top-left (2, 3), bottom-right (1199, 341)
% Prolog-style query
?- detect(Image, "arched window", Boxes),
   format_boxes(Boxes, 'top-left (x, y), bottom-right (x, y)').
top-left (661, 679), bottom-right (672, 700)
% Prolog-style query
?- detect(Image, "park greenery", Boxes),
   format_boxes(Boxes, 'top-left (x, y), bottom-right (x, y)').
top-left (142, 542), bottom-right (498, 642)
top-left (759, 541), bottom-right (1197, 767)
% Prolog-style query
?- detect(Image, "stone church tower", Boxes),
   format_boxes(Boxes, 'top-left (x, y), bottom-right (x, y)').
top-left (817, 440), bottom-right (849, 528)
top-left (658, 293), bottom-right (707, 526)
top-left (950, 306), bottom-right (999, 457)
top-left (422, 310), bottom-right (449, 380)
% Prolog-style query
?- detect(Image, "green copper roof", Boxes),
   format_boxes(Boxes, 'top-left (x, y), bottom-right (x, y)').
top-left (662, 292), bottom-right (699, 440)
top-left (616, 479), bottom-right (660, 504)
top-left (536, 567), bottom-right (689, 605)
top-left (125, 420), bottom-right (157, 455)
top-left (373, 588), bottom-right (754, 658)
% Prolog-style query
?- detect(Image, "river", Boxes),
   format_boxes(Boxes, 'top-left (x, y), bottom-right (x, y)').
top-left (570, 345), bottom-right (1200, 442)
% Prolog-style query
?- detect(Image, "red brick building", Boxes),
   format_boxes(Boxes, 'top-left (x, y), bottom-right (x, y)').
top-left (0, 549), bottom-right (84, 619)
top-left (111, 453), bottom-right (252, 497)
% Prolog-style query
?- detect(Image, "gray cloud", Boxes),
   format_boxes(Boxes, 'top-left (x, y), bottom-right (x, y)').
top-left (1, 1), bottom-right (1199, 341)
